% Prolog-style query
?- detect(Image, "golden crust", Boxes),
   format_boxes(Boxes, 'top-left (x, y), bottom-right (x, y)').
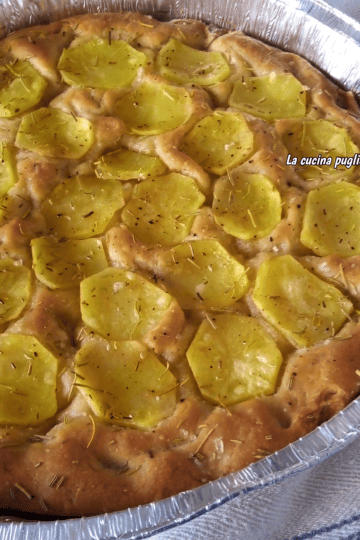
top-left (0, 10), bottom-right (360, 518)
top-left (301, 255), bottom-right (360, 300)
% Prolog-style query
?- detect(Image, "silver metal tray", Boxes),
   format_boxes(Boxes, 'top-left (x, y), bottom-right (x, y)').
top-left (0, 0), bottom-right (359, 538)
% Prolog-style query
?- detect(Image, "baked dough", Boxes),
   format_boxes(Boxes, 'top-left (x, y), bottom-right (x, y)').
top-left (0, 11), bottom-right (359, 517)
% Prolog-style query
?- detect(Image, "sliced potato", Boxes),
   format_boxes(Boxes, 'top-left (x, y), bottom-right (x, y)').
top-left (122, 173), bottom-right (205, 246)
top-left (0, 334), bottom-right (57, 425)
top-left (158, 239), bottom-right (249, 309)
top-left (41, 175), bottom-right (124, 239)
top-left (115, 81), bottom-right (192, 135)
top-left (213, 171), bottom-right (282, 239)
top-left (58, 38), bottom-right (146, 89)
top-left (75, 339), bottom-right (177, 428)
top-left (95, 148), bottom-right (167, 181)
top-left (301, 182), bottom-right (360, 257)
top-left (0, 258), bottom-right (31, 323)
top-left (0, 193), bottom-right (31, 224)
top-left (0, 144), bottom-right (17, 198)
top-left (186, 314), bottom-right (283, 406)
top-left (280, 119), bottom-right (358, 180)
top-left (31, 237), bottom-right (108, 289)
top-left (229, 73), bottom-right (306, 121)
top-left (156, 38), bottom-right (230, 86)
top-left (0, 60), bottom-right (47, 118)
top-left (15, 107), bottom-right (95, 159)
top-left (252, 255), bottom-right (353, 348)
top-left (181, 111), bottom-right (254, 175)
top-left (80, 267), bottom-right (177, 341)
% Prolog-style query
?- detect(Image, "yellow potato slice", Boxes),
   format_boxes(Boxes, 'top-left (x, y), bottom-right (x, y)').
top-left (0, 144), bottom-right (17, 198)
top-left (75, 339), bottom-right (178, 428)
top-left (158, 240), bottom-right (249, 309)
top-left (280, 119), bottom-right (358, 180)
top-left (301, 182), bottom-right (360, 257)
top-left (15, 107), bottom-right (95, 159)
top-left (0, 60), bottom-right (47, 118)
top-left (115, 81), bottom-right (192, 135)
top-left (58, 38), bottom-right (146, 89)
top-left (186, 314), bottom-right (283, 406)
top-left (0, 258), bottom-right (31, 323)
top-left (122, 173), bottom-right (205, 246)
top-left (252, 255), bottom-right (353, 348)
top-left (31, 237), bottom-right (108, 289)
top-left (0, 193), bottom-right (31, 224)
top-left (213, 171), bottom-right (282, 239)
top-left (95, 148), bottom-right (167, 181)
top-left (80, 267), bottom-right (178, 341)
top-left (229, 73), bottom-right (306, 121)
top-left (41, 175), bottom-right (124, 239)
top-left (156, 38), bottom-right (230, 86)
top-left (181, 111), bottom-right (254, 175)
top-left (0, 334), bottom-right (58, 425)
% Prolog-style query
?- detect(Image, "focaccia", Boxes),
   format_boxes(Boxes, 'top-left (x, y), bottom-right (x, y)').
top-left (0, 11), bottom-right (359, 517)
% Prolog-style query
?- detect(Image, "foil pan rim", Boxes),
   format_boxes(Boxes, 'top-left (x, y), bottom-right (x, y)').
top-left (280, 0), bottom-right (360, 43)
top-left (0, 399), bottom-right (359, 538)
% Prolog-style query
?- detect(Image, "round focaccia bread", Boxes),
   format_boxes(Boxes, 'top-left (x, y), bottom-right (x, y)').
top-left (0, 11), bottom-right (360, 517)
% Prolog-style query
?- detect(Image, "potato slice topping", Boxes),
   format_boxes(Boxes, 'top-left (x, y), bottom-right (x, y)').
top-left (156, 38), bottom-right (230, 86)
top-left (41, 175), bottom-right (124, 239)
top-left (158, 239), bottom-right (249, 309)
top-left (80, 267), bottom-right (179, 341)
top-left (58, 38), bottom-right (147, 89)
top-left (95, 148), bottom-right (167, 181)
top-left (181, 111), bottom-right (254, 175)
top-left (0, 144), bottom-right (17, 198)
top-left (0, 60), bottom-right (47, 118)
top-left (0, 334), bottom-right (57, 425)
top-left (280, 119), bottom-right (358, 180)
top-left (15, 107), bottom-right (95, 159)
top-left (213, 171), bottom-right (282, 239)
top-left (121, 173), bottom-right (205, 246)
top-left (115, 81), bottom-right (192, 135)
top-left (229, 73), bottom-right (306, 121)
top-left (252, 255), bottom-right (353, 348)
top-left (301, 182), bottom-right (360, 257)
top-left (75, 339), bottom-right (178, 428)
top-left (186, 314), bottom-right (283, 406)
top-left (31, 237), bottom-right (108, 289)
top-left (0, 258), bottom-right (31, 323)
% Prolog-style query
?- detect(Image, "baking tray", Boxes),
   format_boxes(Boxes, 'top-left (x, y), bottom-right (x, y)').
top-left (0, 0), bottom-right (360, 538)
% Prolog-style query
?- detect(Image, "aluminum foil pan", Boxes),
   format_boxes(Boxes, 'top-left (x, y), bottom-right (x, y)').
top-left (0, 0), bottom-right (360, 538)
